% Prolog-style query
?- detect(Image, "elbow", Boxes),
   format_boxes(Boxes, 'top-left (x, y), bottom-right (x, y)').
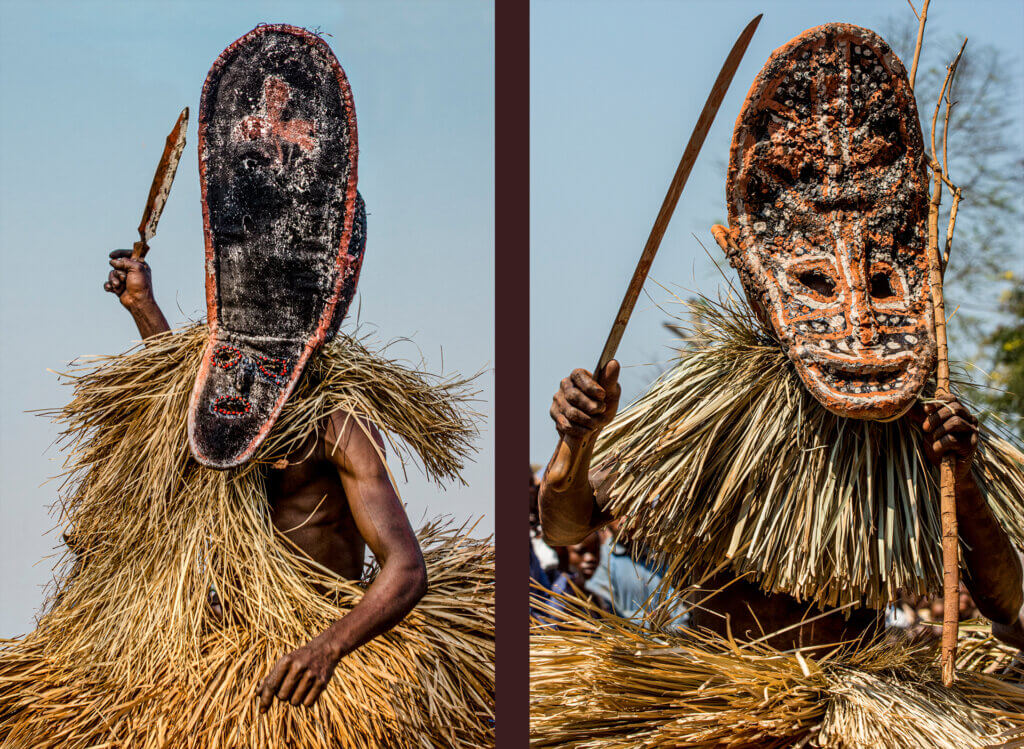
top-left (977, 589), bottom-right (1024, 628)
top-left (379, 543), bottom-right (427, 614)
top-left (541, 525), bottom-right (586, 548)
top-left (406, 556), bottom-right (428, 607)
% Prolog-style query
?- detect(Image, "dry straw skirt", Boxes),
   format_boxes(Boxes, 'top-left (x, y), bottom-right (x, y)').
top-left (0, 325), bottom-right (493, 748)
top-left (531, 597), bottom-right (1024, 748)
top-left (533, 294), bottom-right (1024, 747)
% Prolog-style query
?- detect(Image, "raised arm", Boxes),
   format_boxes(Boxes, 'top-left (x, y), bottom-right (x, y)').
top-left (103, 249), bottom-right (170, 339)
top-left (915, 397), bottom-right (1024, 631)
top-left (539, 361), bottom-right (621, 546)
top-left (258, 411), bottom-right (427, 711)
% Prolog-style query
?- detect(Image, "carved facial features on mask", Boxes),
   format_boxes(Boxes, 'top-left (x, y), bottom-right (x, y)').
top-left (718, 23), bottom-right (936, 420)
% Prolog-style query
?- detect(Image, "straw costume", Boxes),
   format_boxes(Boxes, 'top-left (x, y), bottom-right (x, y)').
top-left (533, 23), bottom-right (1024, 747)
top-left (0, 25), bottom-right (493, 749)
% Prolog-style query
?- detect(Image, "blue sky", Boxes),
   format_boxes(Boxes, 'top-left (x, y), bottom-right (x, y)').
top-left (0, 0), bottom-right (494, 636)
top-left (530, 0), bottom-right (1024, 466)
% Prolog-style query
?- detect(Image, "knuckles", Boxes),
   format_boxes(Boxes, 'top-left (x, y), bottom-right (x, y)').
top-left (943, 416), bottom-right (972, 433)
top-left (552, 369), bottom-right (619, 436)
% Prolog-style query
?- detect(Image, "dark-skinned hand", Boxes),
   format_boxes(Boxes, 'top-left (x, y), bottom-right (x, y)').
top-left (104, 249), bottom-right (154, 310)
top-left (257, 630), bottom-right (340, 712)
top-left (909, 395), bottom-right (979, 481)
top-left (550, 360), bottom-right (622, 443)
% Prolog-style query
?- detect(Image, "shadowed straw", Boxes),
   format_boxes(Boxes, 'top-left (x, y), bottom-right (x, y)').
top-left (0, 324), bottom-right (493, 748)
top-left (530, 595), bottom-right (1024, 748)
top-left (593, 293), bottom-right (1024, 611)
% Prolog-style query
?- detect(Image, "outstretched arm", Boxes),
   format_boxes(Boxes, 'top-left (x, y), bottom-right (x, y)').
top-left (104, 249), bottom-right (170, 339)
top-left (539, 361), bottom-right (621, 546)
top-left (258, 411), bottom-right (427, 711)
top-left (915, 397), bottom-right (1024, 629)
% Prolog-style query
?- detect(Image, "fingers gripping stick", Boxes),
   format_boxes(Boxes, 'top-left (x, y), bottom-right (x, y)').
top-left (547, 362), bottom-right (619, 489)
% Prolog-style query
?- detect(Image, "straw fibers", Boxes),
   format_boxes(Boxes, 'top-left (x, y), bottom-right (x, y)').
top-left (0, 324), bottom-right (493, 748)
top-left (530, 596), bottom-right (1024, 748)
top-left (592, 294), bottom-right (1024, 611)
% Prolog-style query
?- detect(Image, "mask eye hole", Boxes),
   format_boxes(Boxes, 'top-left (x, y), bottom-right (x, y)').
top-left (796, 269), bottom-right (836, 298)
top-left (212, 345), bottom-right (242, 369)
top-left (870, 271), bottom-right (895, 299)
top-left (798, 163), bottom-right (817, 183)
top-left (255, 356), bottom-right (290, 383)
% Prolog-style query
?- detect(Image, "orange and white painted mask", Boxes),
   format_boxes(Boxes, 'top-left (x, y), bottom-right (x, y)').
top-left (715, 23), bottom-right (936, 420)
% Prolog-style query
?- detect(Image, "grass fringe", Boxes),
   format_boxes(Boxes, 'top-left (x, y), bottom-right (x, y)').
top-left (0, 324), bottom-right (493, 748)
top-left (593, 293), bottom-right (1024, 610)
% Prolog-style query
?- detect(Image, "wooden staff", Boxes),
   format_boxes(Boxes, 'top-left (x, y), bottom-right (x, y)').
top-left (910, 0), bottom-right (968, 687)
top-left (926, 39), bottom-right (966, 688)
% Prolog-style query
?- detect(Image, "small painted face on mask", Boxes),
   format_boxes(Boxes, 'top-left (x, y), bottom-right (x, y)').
top-left (720, 23), bottom-right (936, 420)
top-left (188, 333), bottom-right (303, 468)
top-left (208, 343), bottom-right (291, 417)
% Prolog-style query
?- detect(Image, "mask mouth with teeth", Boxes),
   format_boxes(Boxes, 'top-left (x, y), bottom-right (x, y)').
top-left (188, 25), bottom-right (365, 469)
top-left (714, 23), bottom-right (936, 420)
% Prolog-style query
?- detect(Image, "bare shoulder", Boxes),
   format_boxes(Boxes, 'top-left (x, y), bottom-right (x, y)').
top-left (320, 409), bottom-right (387, 475)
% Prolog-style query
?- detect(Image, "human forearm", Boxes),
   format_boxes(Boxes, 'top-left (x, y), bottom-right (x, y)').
top-left (257, 550), bottom-right (426, 713)
top-left (539, 442), bottom-right (610, 546)
top-left (957, 472), bottom-right (1023, 625)
top-left (322, 552), bottom-right (427, 659)
top-left (541, 361), bottom-right (622, 546)
top-left (126, 297), bottom-right (171, 339)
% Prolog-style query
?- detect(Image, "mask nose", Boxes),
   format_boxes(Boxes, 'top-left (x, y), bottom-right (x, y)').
top-left (234, 359), bottom-right (256, 393)
top-left (856, 309), bottom-right (880, 346)
top-left (845, 233), bottom-right (881, 347)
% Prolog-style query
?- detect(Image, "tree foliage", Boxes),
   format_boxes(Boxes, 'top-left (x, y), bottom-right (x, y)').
top-left (977, 279), bottom-right (1024, 437)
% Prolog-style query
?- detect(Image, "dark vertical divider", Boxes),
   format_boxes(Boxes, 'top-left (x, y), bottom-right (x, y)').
top-left (494, 0), bottom-right (530, 745)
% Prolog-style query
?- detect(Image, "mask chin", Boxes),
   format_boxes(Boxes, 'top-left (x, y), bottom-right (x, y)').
top-left (796, 356), bottom-right (921, 420)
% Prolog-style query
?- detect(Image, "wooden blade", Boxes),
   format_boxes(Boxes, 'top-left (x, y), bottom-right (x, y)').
top-left (134, 106), bottom-right (189, 259)
top-left (546, 14), bottom-right (761, 490)
top-left (595, 13), bottom-right (761, 373)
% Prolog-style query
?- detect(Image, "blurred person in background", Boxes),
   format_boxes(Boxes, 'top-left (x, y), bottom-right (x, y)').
top-left (549, 532), bottom-right (612, 616)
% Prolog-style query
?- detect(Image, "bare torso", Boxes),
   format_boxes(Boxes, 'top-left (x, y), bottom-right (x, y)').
top-left (107, 247), bottom-right (430, 712)
top-left (691, 573), bottom-right (881, 650)
top-left (267, 431), bottom-right (365, 581)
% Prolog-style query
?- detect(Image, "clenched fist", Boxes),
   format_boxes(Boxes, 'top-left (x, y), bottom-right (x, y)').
top-left (910, 395), bottom-right (978, 481)
top-left (550, 360), bottom-right (622, 443)
top-left (104, 249), bottom-right (155, 311)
